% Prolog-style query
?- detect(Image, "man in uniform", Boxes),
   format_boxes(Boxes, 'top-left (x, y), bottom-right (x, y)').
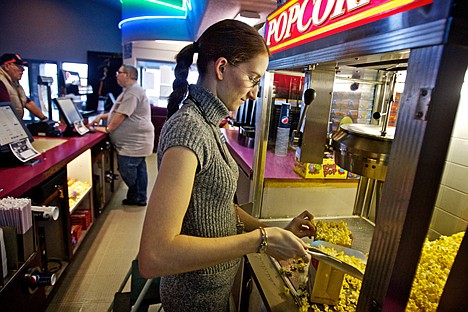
top-left (0, 53), bottom-right (47, 120)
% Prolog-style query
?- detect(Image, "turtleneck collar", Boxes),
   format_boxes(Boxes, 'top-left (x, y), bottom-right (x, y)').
top-left (188, 84), bottom-right (229, 126)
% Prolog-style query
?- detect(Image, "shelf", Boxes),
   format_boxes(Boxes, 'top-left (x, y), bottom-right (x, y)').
top-left (44, 260), bottom-right (69, 297)
top-left (68, 185), bottom-right (92, 214)
top-left (0, 253), bottom-right (35, 293)
top-left (67, 148), bottom-right (92, 215)
top-left (71, 222), bottom-right (93, 254)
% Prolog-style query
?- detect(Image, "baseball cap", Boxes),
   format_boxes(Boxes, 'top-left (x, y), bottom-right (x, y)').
top-left (0, 53), bottom-right (28, 66)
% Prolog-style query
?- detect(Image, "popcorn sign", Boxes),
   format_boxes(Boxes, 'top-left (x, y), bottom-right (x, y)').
top-left (265, 0), bottom-right (433, 54)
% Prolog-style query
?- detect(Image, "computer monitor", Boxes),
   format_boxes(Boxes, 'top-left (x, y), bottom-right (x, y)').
top-left (53, 97), bottom-right (89, 136)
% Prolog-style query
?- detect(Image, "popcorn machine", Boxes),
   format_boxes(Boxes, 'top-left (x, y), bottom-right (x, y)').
top-left (247, 0), bottom-right (468, 310)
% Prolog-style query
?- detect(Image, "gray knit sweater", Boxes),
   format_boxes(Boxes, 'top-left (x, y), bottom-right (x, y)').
top-left (157, 85), bottom-right (240, 311)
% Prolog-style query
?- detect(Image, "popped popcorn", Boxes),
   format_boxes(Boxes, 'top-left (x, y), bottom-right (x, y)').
top-left (406, 232), bottom-right (464, 311)
top-left (280, 231), bottom-right (464, 312)
top-left (315, 220), bottom-right (353, 247)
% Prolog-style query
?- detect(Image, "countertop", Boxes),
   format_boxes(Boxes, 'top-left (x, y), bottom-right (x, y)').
top-left (0, 132), bottom-right (106, 198)
top-left (223, 128), bottom-right (306, 180)
top-left (223, 128), bottom-right (358, 182)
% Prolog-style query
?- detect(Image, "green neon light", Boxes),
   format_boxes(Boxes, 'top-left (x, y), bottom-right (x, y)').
top-left (122, 0), bottom-right (185, 11)
top-left (120, 0), bottom-right (193, 29)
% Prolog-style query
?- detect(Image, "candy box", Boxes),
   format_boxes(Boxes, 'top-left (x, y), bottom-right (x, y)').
top-left (71, 225), bottom-right (82, 247)
top-left (71, 214), bottom-right (88, 230)
top-left (294, 156), bottom-right (348, 179)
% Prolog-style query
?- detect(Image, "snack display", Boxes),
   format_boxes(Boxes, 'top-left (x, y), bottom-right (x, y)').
top-left (67, 178), bottom-right (91, 208)
top-left (279, 231), bottom-right (464, 312)
top-left (406, 232), bottom-right (464, 311)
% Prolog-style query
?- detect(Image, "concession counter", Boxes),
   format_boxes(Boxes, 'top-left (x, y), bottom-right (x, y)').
top-left (233, 0), bottom-right (468, 311)
top-left (0, 130), bottom-right (116, 311)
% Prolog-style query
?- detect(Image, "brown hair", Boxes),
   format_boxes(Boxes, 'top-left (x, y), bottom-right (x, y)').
top-left (167, 19), bottom-right (269, 118)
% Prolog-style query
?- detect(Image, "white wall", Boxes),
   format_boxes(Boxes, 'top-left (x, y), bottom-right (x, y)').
top-left (123, 40), bottom-right (195, 106)
top-left (429, 68), bottom-right (468, 239)
top-left (261, 182), bottom-right (357, 219)
top-left (123, 40), bottom-right (191, 66)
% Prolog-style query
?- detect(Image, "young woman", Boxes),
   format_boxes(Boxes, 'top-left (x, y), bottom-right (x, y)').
top-left (138, 19), bottom-right (316, 312)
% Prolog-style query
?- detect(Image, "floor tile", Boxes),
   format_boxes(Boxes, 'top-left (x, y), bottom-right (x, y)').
top-left (46, 154), bottom-right (158, 311)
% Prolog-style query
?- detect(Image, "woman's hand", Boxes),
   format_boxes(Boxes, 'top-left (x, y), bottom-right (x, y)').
top-left (284, 210), bottom-right (316, 239)
top-left (265, 227), bottom-right (311, 262)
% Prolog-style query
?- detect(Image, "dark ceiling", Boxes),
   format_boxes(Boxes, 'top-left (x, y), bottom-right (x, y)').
top-left (93, 0), bottom-right (121, 10)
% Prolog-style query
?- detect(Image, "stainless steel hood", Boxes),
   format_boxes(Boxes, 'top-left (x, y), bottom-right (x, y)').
top-left (332, 124), bottom-right (395, 181)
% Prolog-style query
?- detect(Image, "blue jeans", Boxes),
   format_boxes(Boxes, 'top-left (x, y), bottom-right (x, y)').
top-left (117, 155), bottom-right (148, 203)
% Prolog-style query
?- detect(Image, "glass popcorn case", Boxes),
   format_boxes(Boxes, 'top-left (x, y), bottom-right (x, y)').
top-left (237, 1), bottom-right (468, 311)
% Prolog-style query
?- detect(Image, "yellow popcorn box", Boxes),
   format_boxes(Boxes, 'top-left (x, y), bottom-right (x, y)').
top-left (308, 241), bottom-right (367, 306)
top-left (294, 156), bottom-right (348, 179)
top-left (309, 259), bottom-right (345, 305)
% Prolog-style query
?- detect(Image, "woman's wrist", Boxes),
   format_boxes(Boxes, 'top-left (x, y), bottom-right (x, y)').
top-left (257, 227), bottom-right (268, 253)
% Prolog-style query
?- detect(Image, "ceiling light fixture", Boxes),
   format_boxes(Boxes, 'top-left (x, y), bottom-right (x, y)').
top-left (235, 10), bottom-right (261, 26)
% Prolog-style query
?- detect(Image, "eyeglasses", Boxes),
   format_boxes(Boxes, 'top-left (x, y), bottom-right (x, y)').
top-left (231, 65), bottom-right (261, 88)
top-left (12, 64), bottom-right (25, 70)
top-left (116, 71), bottom-right (127, 75)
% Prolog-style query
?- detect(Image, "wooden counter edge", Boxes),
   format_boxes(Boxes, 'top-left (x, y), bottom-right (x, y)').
top-left (245, 253), bottom-right (299, 312)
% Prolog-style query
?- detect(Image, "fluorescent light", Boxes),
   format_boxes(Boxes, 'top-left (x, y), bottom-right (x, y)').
top-left (118, 15), bottom-right (187, 29)
top-left (235, 10), bottom-right (261, 26)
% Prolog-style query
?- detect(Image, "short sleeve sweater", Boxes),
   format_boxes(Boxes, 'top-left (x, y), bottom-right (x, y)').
top-left (157, 84), bottom-right (240, 274)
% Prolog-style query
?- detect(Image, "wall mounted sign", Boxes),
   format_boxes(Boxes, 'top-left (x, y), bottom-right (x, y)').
top-left (265, 0), bottom-right (433, 54)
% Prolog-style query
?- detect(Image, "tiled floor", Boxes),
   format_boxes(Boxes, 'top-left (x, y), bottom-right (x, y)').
top-left (46, 154), bottom-right (162, 311)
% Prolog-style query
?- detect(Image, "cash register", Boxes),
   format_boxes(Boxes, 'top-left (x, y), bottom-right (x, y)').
top-left (53, 97), bottom-right (90, 136)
